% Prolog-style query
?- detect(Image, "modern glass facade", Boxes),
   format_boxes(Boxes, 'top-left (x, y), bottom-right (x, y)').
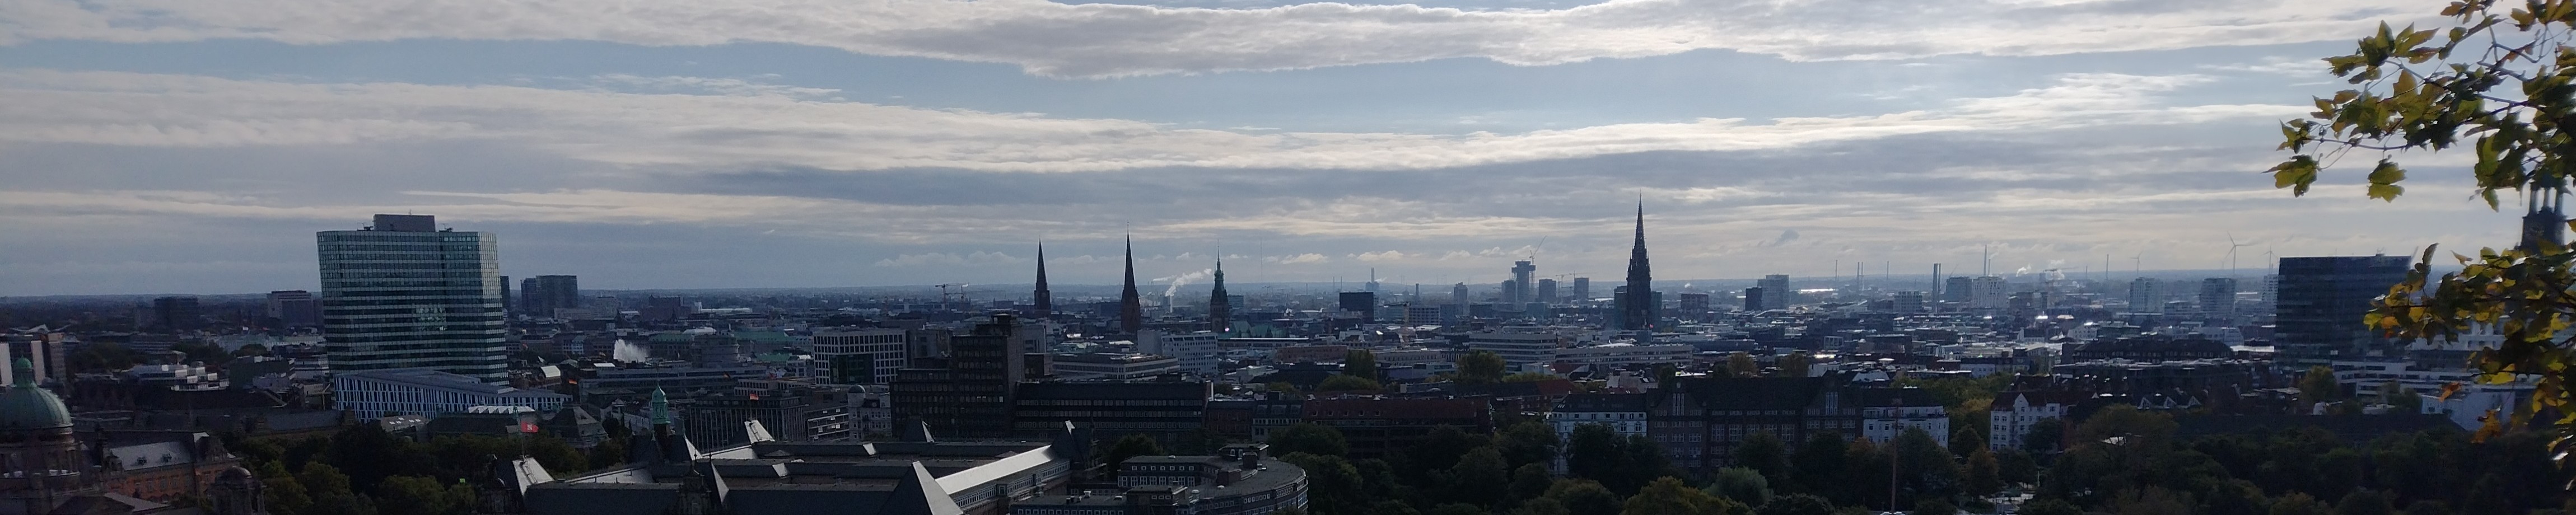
top-left (2275, 255), bottom-right (2411, 367)
top-left (318, 214), bottom-right (508, 382)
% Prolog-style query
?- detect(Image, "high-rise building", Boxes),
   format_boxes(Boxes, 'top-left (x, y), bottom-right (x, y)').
top-left (1452, 283), bottom-right (1471, 304)
top-left (2259, 274), bottom-right (2281, 317)
top-left (1571, 277), bottom-right (1592, 302)
top-left (1499, 279), bottom-right (1519, 304)
top-left (1032, 244), bottom-right (1053, 315)
top-left (1120, 237), bottom-right (1142, 334)
top-left (1616, 203), bottom-right (1656, 331)
top-left (1207, 258), bottom-right (1231, 332)
top-left (1743, 287), bottom-right (1766, 311)
top-left (518, 275), bottom-right (581, 317)
top-left (1537, 279), bottom-right (1560, 304)
top-left (318, 214), bottom-right (508, 382)
top-left (891, 315), bottom-right (1032, 438)
top-left (1339, 292), bottom-right (1377, 322)
top-left (2126, 278), bottom-right (2163, 313)
top-left (813, 327), bottom-right (908, 385)
top-left (2199, 278), bottom-right (2239, 324)
top-left (150, 296), bottom-right (200, 332)
top-left (1757, 275), bottom-right (1791, 311)
top-left (1510, 260), bottom-right (1537, 304)
top-left (1943, 276), bottom-right (1974, 303)
top-left (2276, 255), bottom-right (2411, 366)
top-left (267, 290), bottom-right (322, 329)
top-left (1969, 276), bottom-right (2008, 310)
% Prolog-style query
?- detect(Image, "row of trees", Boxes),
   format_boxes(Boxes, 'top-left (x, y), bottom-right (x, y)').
top-left (228, 422), bottom-right (610, 515)
top-left (2036, 406), bottom-right (2569, 515)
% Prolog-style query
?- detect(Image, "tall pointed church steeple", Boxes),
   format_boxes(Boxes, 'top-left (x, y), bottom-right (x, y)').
top-left (1119, 235), bottom-right (1142, 334)
top-left (1208, 256), bottom-right (1231, 333)
top-left (1618, 202), bottom-right (1656, 331)
top-left (1033, 244), bottom-right (1053, 315)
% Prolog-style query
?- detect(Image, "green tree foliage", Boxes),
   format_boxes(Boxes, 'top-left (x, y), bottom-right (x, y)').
top-left (2022, 418), bottom-right (2064, 455)
top-left (1370, 500), bottom-right (1423, 515)
top-left (1099, 433), bottom-right (1165, 472)
top-left (1503, 371), bottom-right (1560, 382)
top-left (1510, 498), bottom-right (1571, 515)
top-left (1510, 463), bottom-right (1556, 507)
top-left (1542, 479), bottom-right (1624, 515)
top-left (1962, 448), bottom-right (2003, 497)
top-left (67, 341), bottom-right (139, 373)
top-left (1282, 452), bottom-right (1366, 515)
top-left (1495, 420), bottom-right (1561, 469)
top-left (1733, 432), bottom-right (1793, 489)
top-left (1707, 467), bottom-right (1774, 508)
top-left (1789, 432), bottom-right (1849, 499)
top-left (1343, 349), bottom-right (1378, 382)
top-left (2336, 490), bottom-right (2396, 515)
top-left (1752, 494), bottom-right (1836, 515)
top-left (2272, 493), bottom-right (2332, 515)
top-left (1457, 350), bottom-right (1508, 386)
top-left (372, 475), bottom-right (472, 515)
top-left (1446, 447), bottom-right (1511, 507)
top-left (1315, 374), bottom-right (1383, 392)
top-left (1994, 448), bottom-right (2039, 485)
top-left (1267, 423), bottom-right (1348, 457)
top-left (1727, 352), bottom-right (1759, 378)
top-left (1772, 353), bottom-right (1812, 378)
top-left (1891, 428), bottom-right (1959, 507)
top-left (1625, 476), bottom-right (1752, 515)
top-left (257, 461), bottom-right (312, 515)
top-left (1265, 381), bottom-right (1301, 395)
top-left (2268, 0), bottom-right (2576, 458)
top-left (1410, 425), bottom-right (1491, 473)
top-left (2297, 366), bottom-right (2343, 408)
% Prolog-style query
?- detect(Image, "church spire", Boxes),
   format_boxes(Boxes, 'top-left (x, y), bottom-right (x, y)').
top-left (1208, 256), bottom-right (1231, 333)
top-left (1620, 202), bottom-right (1655, 331)
top-left (1119, 234), bottom-right (1142, 334)
top-left (1033, 243), bottom-right (1053, 315)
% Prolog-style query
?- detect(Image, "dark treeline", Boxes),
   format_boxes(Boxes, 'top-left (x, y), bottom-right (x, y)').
top-left (223, 421), bottom-right (617, 515)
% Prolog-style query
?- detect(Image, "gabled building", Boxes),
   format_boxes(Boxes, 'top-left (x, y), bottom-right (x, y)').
top-left (1546, 393), bottom-right (1650, 471)
top-left (1989, 391), bottom-right (2083, 451)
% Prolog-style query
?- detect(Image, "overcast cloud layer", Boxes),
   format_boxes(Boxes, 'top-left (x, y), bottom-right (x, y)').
top-left (6, 0), bottom-right (2426, 77)
top-left (0, 0), bottom-right (2527, 296)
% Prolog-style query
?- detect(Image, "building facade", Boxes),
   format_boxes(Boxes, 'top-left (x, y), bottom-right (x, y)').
top-left (318, 214), bottom-right (509, 382)
top-left (2276, 255), bottom-right (2411, 366)
top-left (331, 368), bottom-right (567, 417)
top-left (893, 316), bottom-right (1033, 439)
top-left (814, 328), bottom-right (910, 385)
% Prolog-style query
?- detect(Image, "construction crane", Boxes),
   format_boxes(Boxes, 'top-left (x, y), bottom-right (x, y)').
top-left (934, 284), bottom-right (974, 305)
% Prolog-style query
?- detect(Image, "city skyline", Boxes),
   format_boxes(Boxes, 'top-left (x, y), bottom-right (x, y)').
top-left (0, 1), bottom-right (2516, 296)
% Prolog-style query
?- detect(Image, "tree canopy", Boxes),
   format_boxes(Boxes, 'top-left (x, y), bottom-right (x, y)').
top-left (2270, 0), bottom-right (2576, 457)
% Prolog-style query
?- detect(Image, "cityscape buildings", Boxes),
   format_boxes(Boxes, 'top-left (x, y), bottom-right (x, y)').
top-left (318, 214), bottom-right (510, 382)
top-left (517, 275), bottom-right (581, 318)
top-left (2276, 255), bottom-right (2412, 366)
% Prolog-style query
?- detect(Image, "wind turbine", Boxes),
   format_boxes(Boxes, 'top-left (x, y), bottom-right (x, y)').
top-left (2131, 251), bottom-right (2144, 276)
top-left (2223, 233), bottom-right (2256, 277)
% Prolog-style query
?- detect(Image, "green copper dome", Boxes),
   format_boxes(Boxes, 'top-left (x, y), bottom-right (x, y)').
top-left (0, 358), bottom-right (72, 431)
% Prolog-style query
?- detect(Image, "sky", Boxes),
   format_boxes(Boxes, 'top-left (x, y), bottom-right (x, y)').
top-left (0, 0), bottom-right (2530, 296)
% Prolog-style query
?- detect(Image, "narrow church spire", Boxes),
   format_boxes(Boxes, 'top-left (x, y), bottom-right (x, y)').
top-left (1119, 233), bottom-right (1142, 334)
top-left (1208, 256), bottom-right (1231, 333)
top-left (1032, 243), bottom-right (1053, 315)
top-left (1620, 202), bottom-right (1655, 331)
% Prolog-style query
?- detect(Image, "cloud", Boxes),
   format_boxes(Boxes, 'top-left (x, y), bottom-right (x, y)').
top-left (873, 251), bottom-right (1029, 267)
top-left (1266, 253), bottom-right (1329, 264)
top-left (1, 0), bottom-right (2428, 78)
top-left (1352, 250), bottom-right (1410, 261)
top-left (0, 69), bottom-right (2298, 174)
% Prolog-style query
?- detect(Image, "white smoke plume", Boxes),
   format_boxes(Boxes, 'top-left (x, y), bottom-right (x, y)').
top-left (1156, 268), bottom-right (1214, 298)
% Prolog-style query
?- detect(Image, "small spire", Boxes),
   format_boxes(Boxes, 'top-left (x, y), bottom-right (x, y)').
top-left (648, 387), bottom-right (672, 425)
